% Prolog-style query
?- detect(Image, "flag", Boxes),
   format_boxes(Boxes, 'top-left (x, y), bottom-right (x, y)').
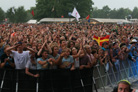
top-left (88, 18), bottom-right (90, 23)
top-left (86, 15), bottom-right (90, 20)
top-left (12, 8), bottom-right (15, 14)
top-left (71, 7), bottom-right (80, 21)
top-left (51, 6), bottom-right (54, 12)
top-left (93, 35), bottom-right (110, 46)
top-left (86, 15), bottom-right (90, 22)
top-left (31, 10), bottom-right (34, 16)
top-left (61, 15), bottom-right (64, 18)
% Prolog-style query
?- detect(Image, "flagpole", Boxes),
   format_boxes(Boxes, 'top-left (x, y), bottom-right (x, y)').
top-left (68, 12), bottom-right (72, 23)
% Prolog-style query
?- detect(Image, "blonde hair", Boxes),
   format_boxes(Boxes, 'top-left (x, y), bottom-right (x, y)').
top-left (84, 45), bottom-right (90, 50)
top-left (62, 48), bottom-right (71, 53)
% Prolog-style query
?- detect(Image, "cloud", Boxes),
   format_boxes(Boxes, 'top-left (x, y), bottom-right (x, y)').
top-left (0, 0), bottom-right (36, 11)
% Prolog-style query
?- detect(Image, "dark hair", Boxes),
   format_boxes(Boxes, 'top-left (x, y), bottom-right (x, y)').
top-left (60, 39), bottom-right (66, 44)
top-left (68, 40), bottom-right (75, 48)
top-left (41, 50), bottom-right (48, 55)
top-left (102, 42), bottom-right (108, 47)
top-left (92, 50), bottom-right (97, 54)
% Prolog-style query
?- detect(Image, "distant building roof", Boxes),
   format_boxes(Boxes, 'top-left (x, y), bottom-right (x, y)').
top-left (129, 19), bottom-right (138, 23)
top-left (39, 18), bottom-right (75, 23)
top-left (27, 19), bottom-right (37, 24)
top-left (91, 18), bottom-right (131, 23)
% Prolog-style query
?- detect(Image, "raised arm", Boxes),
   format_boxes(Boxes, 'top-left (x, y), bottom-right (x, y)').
top-left (37, 40), bottom-right (47, 56)
top-left (26, 47), bottom-right (36, 54)
top-left (5, 44), bottom-right (18, 52)
top-left (46, 43), bottom-right (52, 54)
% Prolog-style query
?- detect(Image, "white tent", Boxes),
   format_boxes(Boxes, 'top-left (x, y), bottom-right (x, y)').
top-left (92, 18), bottom-right (131, 24)
top-left (27, 19), bottom-right (37, 24)
top-left (39, 18), bottom-right (75, 23)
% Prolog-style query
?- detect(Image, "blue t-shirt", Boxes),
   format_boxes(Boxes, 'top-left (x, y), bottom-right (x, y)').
top-left (48, 54), bottom-right (60, 69)
top-left (37, 57), bottom-right (49, 70)
top-left (62, 55), bottom-right (74, 69)
top-left (127, 44), bottom-right (134, 57)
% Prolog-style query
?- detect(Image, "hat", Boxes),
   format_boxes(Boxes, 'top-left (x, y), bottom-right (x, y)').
top-left (112, 42), bottom-right (117, 46)
top-left (17, 41), bottom-right (22, 44)
top-left (120, 43), bottom-right (126, 48)
top-left (118, 80), bottom-right (131, 85)
top-left (130, 39), bottom-right (137, 44)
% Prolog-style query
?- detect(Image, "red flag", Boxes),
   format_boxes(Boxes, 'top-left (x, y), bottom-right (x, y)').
top-left (93, 35), bottom-right (110, 46)
top-left (86, 15), bottom-right (90, 20)
top-left (31, 10), bottom-right (34, 16)
top-left (61, 15), bottom-right (64, 18)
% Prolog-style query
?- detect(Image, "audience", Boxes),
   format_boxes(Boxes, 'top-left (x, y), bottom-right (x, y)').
top-left (0, 23), bottom-right (138, 81)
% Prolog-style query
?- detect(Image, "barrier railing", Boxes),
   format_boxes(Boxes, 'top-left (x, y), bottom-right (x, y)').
top-left (0, 59), bottom-right (138, 92)
top-left (93, 59), bottom-right (138, 91)
top-left (0, 68), bottom-right (94, 92)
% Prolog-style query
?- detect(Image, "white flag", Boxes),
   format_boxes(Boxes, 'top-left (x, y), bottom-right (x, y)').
top-left (71, 7), bottom-right (80, 21)
top-left (12, 8), bottom-right (15, 14)
top-left (51, 6), bottom-right (54, 12)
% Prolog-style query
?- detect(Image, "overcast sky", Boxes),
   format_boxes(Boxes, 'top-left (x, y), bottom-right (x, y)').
top-left (0, 0), bottom-right (138, 11)
top-left (93, 0), bottom-right (138, 10)
top-left (0, 0), bottom-right (36, 11)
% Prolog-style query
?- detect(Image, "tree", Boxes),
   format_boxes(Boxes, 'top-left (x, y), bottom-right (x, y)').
top-left (6, 7), bottom-right (16, 23)
top-left (15, 6), bottom-right (28, 23)
top-left (132, 7), bottom-right (138, 18)
top-left (92, 7), bottom-right (102, 18)
top-left (25, 7), bottom-right (36, 22)
top-left (109, 9), bottom-right (117, 19)
top-left (6, 6), bottom-right (28, 23)
top-left (116, 8), bottom-right (131, 19)
top-left (0, 7), bottom-right (5, 23)
top-left (35, 0), bottom-right (94, 20)
top-left (101, 6), bottom-right (111, 18)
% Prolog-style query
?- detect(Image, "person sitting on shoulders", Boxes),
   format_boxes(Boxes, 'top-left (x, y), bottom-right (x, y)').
top-left (113, 80), bottom-right (136, 92)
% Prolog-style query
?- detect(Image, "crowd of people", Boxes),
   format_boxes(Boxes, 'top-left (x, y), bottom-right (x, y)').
top-left (0, 23), bottom-right (138, 78)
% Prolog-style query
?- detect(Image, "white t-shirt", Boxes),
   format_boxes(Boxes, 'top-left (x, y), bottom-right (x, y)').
top-left (10, 51), bottom-right (30, 69)
top-left (74, 57), bottom-right (80, 68)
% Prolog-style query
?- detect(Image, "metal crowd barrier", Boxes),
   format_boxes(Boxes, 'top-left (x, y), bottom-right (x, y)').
top-left (93, 59), bottom-right (138, 92)
top-left (0, 59), bottom-right (138, 92)
top-left (0, 68), bottom-right (94, 92)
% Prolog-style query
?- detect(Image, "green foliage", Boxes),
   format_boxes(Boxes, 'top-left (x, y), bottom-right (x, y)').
top-left (28, 7), bottom-right (36, 19)
top-left (35, 0), bottom-right (93, 20)
top-left (2, 1), bottom-right (138, 23)
top-left (132, 7), bottom-right (138, 18)
top-left (0, 8), bottom-right (5, 23)
top-left (92, 6), bottom-right (134, 19)
top-left (15, 6), bottom-right (28, 23)
top-left (6, 7), bottom-right (15, 23)
top-left (6, 6), bottom-right (28, 23)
